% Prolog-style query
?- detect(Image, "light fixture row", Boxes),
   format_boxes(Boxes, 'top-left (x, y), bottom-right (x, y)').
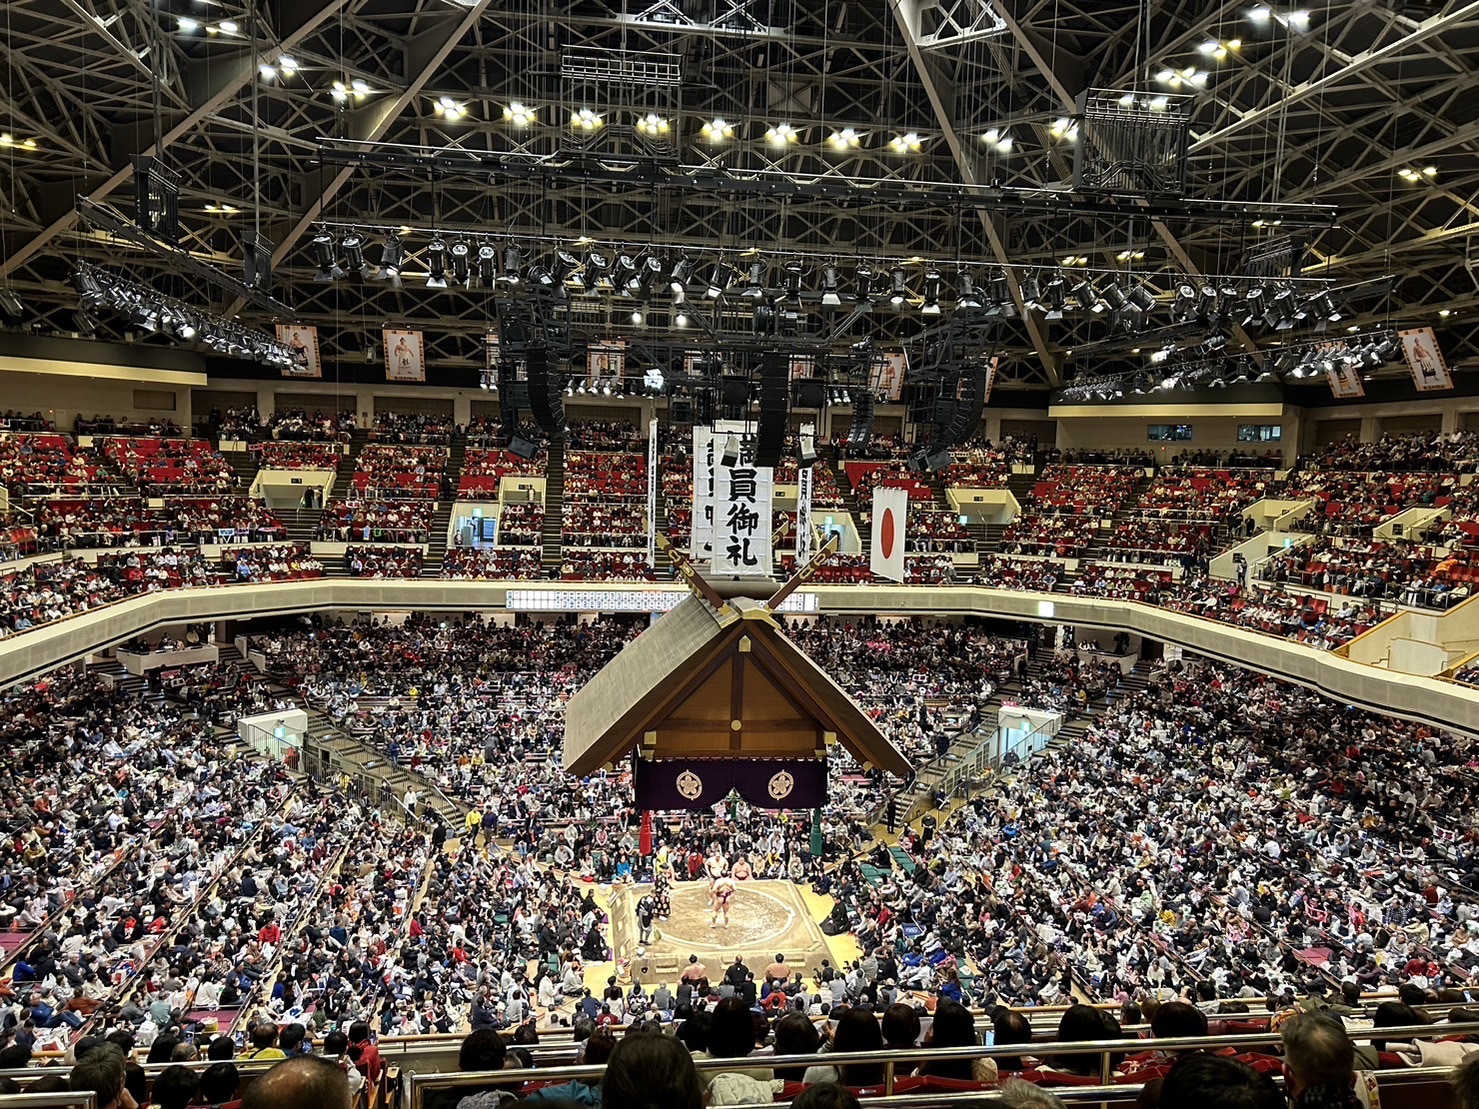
top-left (1062, 330), bottom-right (1398, 401)
top-left (307, 229), bottom-right (1351, 341)
top-left (72, 266), bottom-right (296, 366)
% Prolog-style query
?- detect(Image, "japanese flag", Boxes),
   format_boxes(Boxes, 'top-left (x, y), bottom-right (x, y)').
top-left (870, 485), bottom-right (908, 583)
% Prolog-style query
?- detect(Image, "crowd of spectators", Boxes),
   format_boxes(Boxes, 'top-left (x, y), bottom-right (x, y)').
top-left (464, 415), bottom-right (503, 445)
top-left (440, 547), bottom-right (545, 580)
top-left (1071, 563), bottom-right (1175, 601)
top-left (774, 553), bottom-right (956, 585)
top-left (1261, 536), bottom-right (1477, 609)
top-left (1304, 432), bottom-right (1479, 473)
top-left (1001, 465), bottom-right (1143, 558)
top-left (1119, 467), bottom-right (1273, 526)
top-left (905, 510), bottom-right (973, 553)
top-left (1167, 447), bottom-right (1287, 468)
top-left (1286, 471), bottom-right (1452, 537)
top-left (458, 449), bottom-right (544, 497)
top-left (251, 442), bottom-right (342, 471)
top-left (562, 439), bottom-right (650, 559)
top-left (317, 501), bottom-right (435, 543)
top-left (563, 503), bottom-right (649, 548)
top-left (0, 517), bottom-right (40, 562)
top-left (209, 404), bottom-right (260, 439)
top-left (1102, 520), bottom-right (1222, 565)
top-left (970, 555), bottom-right (1065, 592)
top-left (1158, 575), bottom-right (1383, 649)
top-left (350, 445), bottom-right (449, 500)
top-left (557, 551), bottom-right (656, 581)
top-left (369, 413), bottom-right (456, 444)
top-left (2, 590), bottom-right (1477, 1103)
top-left (0, 434), bottom-right (106, 495)
top-left (102, 439), bottom-right (238, 496)
top-left (344, 546), bottom-right (424, 578)
top-left (30, 496), bottom-right (285, 549)
top-left (263, 408), bottom-right (356, 441)
top-left (496, 504), bottom-right (543, 546)
top-left (0, 411), bottom-right (54, 432)
top-left (74, 414), bottom-right (181, 438)
top-left (221, 543), bottom-right (325, 582)
top-left (850, 653), bottom-right (1479, 1012)
top-left (0, 555), bottom-right (137, 634)
top-left (567, 420), bottom-right (645, 451)
top-left (166, 498), bottom-right (285, 544)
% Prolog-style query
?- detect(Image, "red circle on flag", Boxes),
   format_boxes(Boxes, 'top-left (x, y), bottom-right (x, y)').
top-left (881, 507), bottom-right (897, 559)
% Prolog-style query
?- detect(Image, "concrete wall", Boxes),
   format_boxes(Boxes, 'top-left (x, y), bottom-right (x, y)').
top-left (1, 367), bottom-right (195, 430)
top-left (1054, 412), bottom-right (1297, 461)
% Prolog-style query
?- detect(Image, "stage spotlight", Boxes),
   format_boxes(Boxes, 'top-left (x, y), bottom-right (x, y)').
top-left (888, 267), bottom-right (907, 306)
top-left (957, 271), bottom-right (983, 310)
top-left (1172, 282), bottom-right (1198, 322)
top-left (1043, 272), bottom-right (1067, 319)
top-left (584, 249), bottom-right (613, 287)
top-left (1242, 284), bottom-right (1265, 326)
top-left (551, 249), bottom-right (581, 287)
top-left (706, 262), bottom-right (736, 299)
top-left (784, 260), bottom-right (804, 303)
top-left (500, 245), bottom-right (523, 285)
top-left (820, 265), bottom-right (842, 307)
top-left (741, 261), bottom-right (766, 298)
top-left (1270, 285), bottom-right (1299, 329)
top-left (1020, 272), bottom-right (1043, 310)
top-left (721, 433), bottom-right (741, 467)
top-left (476, 243), bottom-right (496, 286)
top-left (424, 238), bottom-right (447, 288)
top-left (311, 233), bottom-right (342, 282)
top-left (668, 254), bottom-right (693, 292)
top-left (379, 234), bottom-right (405, 287)
top-left (449, 240), bottom-right (471, 286)
top-left (341, 232), bottom-right (370, 278)
top-left (920, 269), bottom-right (942, 314)
top-left (615, 253), bottom-right (640, 294)
top-left (636, 253), bottom-right (664, 294)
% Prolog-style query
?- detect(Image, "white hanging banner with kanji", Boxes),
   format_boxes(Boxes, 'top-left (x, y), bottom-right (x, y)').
top-left (690, 419), bottom-right (748, 563)
top-left (795, 466), bottom-right (814, 564)
top-left (713, 459), bottom-right (774, 577)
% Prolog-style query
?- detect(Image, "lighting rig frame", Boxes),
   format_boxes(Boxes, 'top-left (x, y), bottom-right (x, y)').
top-left (75, 198), bottom-right (295, 317)
top-left (72, 265), bottom-right (297, 366)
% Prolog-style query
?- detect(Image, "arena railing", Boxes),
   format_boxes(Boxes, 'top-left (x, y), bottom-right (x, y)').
top-left (402, 1022), bottom-right (1473, 1109)
top-left (2, 578), bottom-right (1479, 737)
top-left (0, 1094), bottom-right (96, 1109)
top-left (0, 1056), bottom-right (384, 1109)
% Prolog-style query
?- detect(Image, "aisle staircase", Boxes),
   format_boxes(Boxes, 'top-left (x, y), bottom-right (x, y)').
top-left (888, 653), bottom-right (1154, 824)
top-left (1078, 471), bottom-right (1153, 562)
top-left (420, 502), bottom-right (455, 578)
top-left (239, 647), bottom-right (468, 826)
top-left (447, 435), bottom-right (467, 487)
top-left (221, 448), bottom-right (259, 494)
top-left (830, 447), bottom-right (866, 525)
top-left (331, 430), bottom-right (372, 500)
top-left (86, 656), bottom-right (148, 698)
top-left (541, 438), bottom-right (566, 572)
top-left (295, 704), bottom-right (466, 826)
top-left (282, 508), bottom-right (323, 549)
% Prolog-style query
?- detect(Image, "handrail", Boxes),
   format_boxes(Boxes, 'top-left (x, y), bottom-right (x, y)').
top-left (712, 1070), bottom-right (1462, 1109)
top-left (0, 1094), bottom-right (97, 1109)
top-left (403, 1028), bottom-right (1473, 1109)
